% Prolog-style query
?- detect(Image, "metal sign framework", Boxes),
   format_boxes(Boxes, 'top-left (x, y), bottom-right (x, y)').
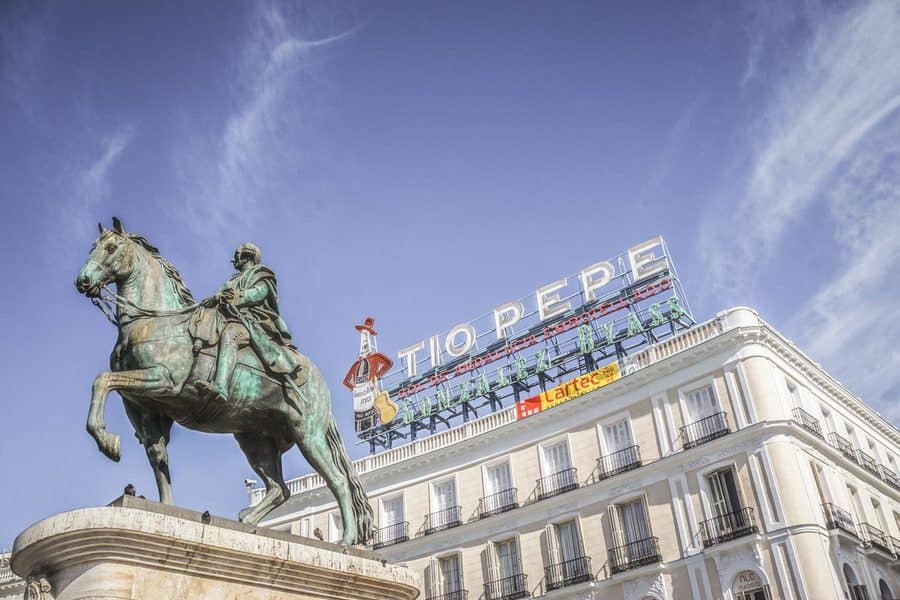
top-left (357, 240), bottom-right (694, 454)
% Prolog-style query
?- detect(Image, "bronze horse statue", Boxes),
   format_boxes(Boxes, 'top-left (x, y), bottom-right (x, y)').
top-left (74, 218), bottom-right (373, 545)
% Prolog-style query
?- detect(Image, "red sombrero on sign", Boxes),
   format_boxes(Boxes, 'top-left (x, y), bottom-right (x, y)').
top-left (343, 317), bottom-right (396, 424)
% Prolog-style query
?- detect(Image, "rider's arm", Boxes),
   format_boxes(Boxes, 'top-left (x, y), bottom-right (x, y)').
top-left (234, 282), bottom-right (269, 307)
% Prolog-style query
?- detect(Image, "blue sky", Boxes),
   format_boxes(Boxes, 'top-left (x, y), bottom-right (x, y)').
top-left (2, 1), bottom-right (899, 546)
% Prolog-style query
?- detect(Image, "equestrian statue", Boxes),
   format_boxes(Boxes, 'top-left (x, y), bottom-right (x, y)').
top-left (74, 217), bottom-right (373, 545)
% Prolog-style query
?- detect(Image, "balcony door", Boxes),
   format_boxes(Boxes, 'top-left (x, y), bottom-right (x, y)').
top-left (708, 468), bottom-right (741, 518)
top-left (543, 439), bottom-right (572, 476)
top-left (556, 520), bottom-right (583, 563)
top-left (439, 554), bottom-right (462, 595)
top-left (486, 461), bottom-right (512, 496)
top-left (381, 495), bottom-right (403, 530)
top-left (686, 385), bottom-right (718, 423)
top-left (603, 419), bottom-right (633, 453)
top-left (432, 479), bottom-right (457, 528)
top-left (496, 538), bottom-right (522, 579)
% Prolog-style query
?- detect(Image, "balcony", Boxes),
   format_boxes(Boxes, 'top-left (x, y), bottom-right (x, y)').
top-left (822, 503), bottom-right (857, 536)
top-left (699, 507), bottom-right (757, 547)
top-left (681, 412), bottom-right (729, 450)
top-left (478, 488), bottom-right (519, 519)
top-left (544, 556), bottom-right (592, 591)
top-left (423, 506), bottom-right (462, 535)
top-left (856, 450), bottom-right (881, 477)
top-left (371, 521), bottom-right (409, 549)
top-left (879, 465), bottom-right (900, 491)
top-left (828, 432), bottom-right (857, 463)
top-left (860, 523), bottom-right (892, 554)
top-left (792, 407), bottom-right (824, 439)
top-left (596, 445), bottom-right (641, 481)
top-left (483, 573), bottom-right (528, 600)
top-left (428, 591), bottom-right (468, 600)
top-left (608, 537), bottom-right (661, 574)
top-left (536, 468), bottom-right (578, 501)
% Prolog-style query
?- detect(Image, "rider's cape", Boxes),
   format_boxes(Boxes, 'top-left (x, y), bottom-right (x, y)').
top-left (190, 264), bottom-right (302, 377)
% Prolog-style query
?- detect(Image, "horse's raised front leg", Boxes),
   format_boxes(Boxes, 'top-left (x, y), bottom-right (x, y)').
top-left (87, 366), bottom-right (173, 462)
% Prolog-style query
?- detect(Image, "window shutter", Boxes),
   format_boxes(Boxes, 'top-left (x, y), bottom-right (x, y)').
top-left (607, 504), bottom-right (625, 548)
top-left (427, 556), bottom-right (439, 598)
top-left (485, 542), bottom-right (499, 583)
top-left (544, 522), bottom-right (559, 566)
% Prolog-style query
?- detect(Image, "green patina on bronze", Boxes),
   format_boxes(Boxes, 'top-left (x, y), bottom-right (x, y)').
top-left (75, 218), bottom-right (373, 546)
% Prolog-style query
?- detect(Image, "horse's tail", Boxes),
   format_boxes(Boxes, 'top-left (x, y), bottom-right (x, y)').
top-left (324, 416), bottom-right (374, 544)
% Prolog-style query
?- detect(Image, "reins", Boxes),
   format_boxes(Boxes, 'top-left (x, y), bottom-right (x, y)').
top-left (92, 285), bottom-right (199, 326)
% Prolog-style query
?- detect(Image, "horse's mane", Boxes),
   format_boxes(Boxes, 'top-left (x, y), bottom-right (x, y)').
top-left (126, 233), bottom-right (195, 305)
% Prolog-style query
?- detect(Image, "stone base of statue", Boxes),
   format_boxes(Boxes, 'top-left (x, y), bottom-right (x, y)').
top-left (10, 496), bottom-right (419, 600)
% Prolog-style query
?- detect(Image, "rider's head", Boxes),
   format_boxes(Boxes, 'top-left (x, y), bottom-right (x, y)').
top-left (232, 243), bottom-right (261, 269)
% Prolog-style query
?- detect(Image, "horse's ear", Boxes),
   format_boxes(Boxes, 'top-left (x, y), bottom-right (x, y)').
top-left (98, 222), bottom-right (106, 235)
top-left (112, 217), bottom-right (124, 233)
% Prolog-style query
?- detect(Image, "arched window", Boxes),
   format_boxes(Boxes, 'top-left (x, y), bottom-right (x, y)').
top-left (732, 570), bottom-right (771, 600)
top-left (843, 565), bottom-right (870, 600)
top-left (879, 579), bottom-right (893, 600)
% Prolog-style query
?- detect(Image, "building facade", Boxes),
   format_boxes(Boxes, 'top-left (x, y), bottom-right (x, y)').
top-left (0, 553), bottom-right (25, 600)
top-left (254, 307), bottom-right (900, 600)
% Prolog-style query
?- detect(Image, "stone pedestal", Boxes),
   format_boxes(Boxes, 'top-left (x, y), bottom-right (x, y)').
top-left (11, 496), bottom-right (419, 600)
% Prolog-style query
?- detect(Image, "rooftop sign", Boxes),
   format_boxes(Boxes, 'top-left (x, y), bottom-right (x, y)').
top-left (351, 236), bottom-right (693, 452)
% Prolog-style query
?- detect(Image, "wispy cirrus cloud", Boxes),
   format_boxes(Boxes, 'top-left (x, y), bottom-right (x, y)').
top-left (62, 125), bottom-right (136, 241)
top-left (173, 2), bottom-right (359, 243)
top-left (699, 1), bottom-right (900, 421)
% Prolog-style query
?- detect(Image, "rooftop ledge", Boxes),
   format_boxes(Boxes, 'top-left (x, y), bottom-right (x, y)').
top-left (249, 306), bottom-right (896, 507)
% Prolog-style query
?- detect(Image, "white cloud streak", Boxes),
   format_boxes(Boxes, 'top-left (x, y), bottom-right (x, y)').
top-left (63, 125), bottom-right (136, 241)
top-left (174, 2), bottom-right (358, 242)
top-left (699, 1), bottom-right (900, 422)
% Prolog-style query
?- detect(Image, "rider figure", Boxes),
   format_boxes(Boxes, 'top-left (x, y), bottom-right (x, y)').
top-left (194, 243), bottom-right (302, 403)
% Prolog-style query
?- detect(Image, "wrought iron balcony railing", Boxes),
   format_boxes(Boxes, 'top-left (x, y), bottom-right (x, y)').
top-left (822, 503), bottom-right (856, 535)
top-left (536, 468), bottom-right (578, 501)
top-left (879, 465), bottom-right (900, 491)
top-left (423, 506), bottom-right (462, 535)
top-left (483, 573), bottom-right (528, 600)
top-left (607, 536), bottom-right (661, 574)
top-left (699, 507), bottom-right (757, 547)
top-left (792, 407), bottom-right (823, 438)
top-left (681, 412), bottom-right (729, 449)
top-left (828, 432), bottom-right (858, 463)
top-left (860, 522), bottom-right (892, 553)
top-left (596, 445), bottom-right (641, 481)
top-left (427, 591), bottom-right (468, 600)
top-left (371, 521), bottom-right (409, 549)
top-left (544, 555), bottom-right (592, 591)
top-left (855, 450), bottom-right (881, 477)
top-left (478, 488), bottom-right (519, 518)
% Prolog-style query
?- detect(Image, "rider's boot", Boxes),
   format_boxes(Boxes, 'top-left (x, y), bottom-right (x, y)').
top-left (197, 326), bottom-right (240, 402)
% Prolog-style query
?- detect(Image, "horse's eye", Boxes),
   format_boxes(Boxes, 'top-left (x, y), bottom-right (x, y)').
top-left (105, 243), bottom-right (117, 253)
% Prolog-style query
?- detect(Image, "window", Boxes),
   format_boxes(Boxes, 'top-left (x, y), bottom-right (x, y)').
top-left (607, 497), bottom-right (658, 573)
top-left (786, 379), bottom-right (803, 409)
top-left (299, 517), bottom-right (312, 538)
top-left (496, 538), bottom-right (522, 579)
top-left (879, 579), bottom-right (894, 600)
top-left (545, 520), bottom-right (590, 589)
top-left (602, 419), bottom-right (634, 453)
top-left (685, 384), bottom-right (719, 422)
top-left (381, 494), bottom-right (404, 527)
top-left (811, 462), bottom-right (831, 505)
top-left (432, 478), bottom-right (457, 512)
top-left (843, 564), bottom-right (870, 600)
top-left (708, 468), bottom-right (742, 518)
top-left (485, 461), bottom-right (513, 496)
top-left (328, 512), bottom-right (343, 543)
top-left (821, 406), bottom-right (835, 434)
top-left (485, 539), bottom-right (526, 600)
top-left (439, 554), bottom-right (463, 594)
top-left (542, 439), bottom-right (573, 476)
top-left (847, 486), bottom-right (865, 525)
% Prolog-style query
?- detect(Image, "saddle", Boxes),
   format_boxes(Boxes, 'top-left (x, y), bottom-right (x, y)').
top-left (188, 307), bottom-right (308, 388)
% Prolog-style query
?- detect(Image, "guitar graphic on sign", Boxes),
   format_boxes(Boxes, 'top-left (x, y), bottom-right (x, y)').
top-left (342, 317), bottom-right (396, 424)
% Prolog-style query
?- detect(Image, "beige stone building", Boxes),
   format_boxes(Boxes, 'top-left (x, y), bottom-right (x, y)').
top-left (254, 307), bottom-right (900, 600)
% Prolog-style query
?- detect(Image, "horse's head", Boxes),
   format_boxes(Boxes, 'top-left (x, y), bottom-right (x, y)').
top-left (75, 217), bottom-right (136, 297)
